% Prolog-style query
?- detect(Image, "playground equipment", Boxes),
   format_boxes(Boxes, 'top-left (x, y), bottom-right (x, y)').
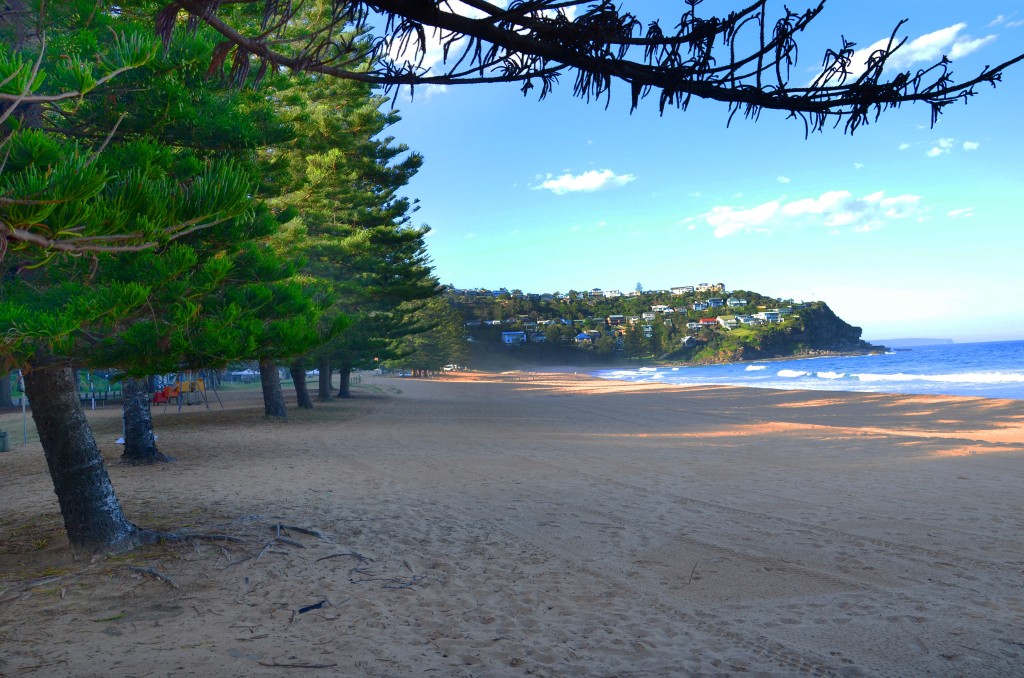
top-left (152, 370), bottom-right (224, 411)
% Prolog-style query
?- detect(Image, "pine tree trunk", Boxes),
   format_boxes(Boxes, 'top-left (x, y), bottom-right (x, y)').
top-left (259, 358), bottom-right (287, 419)
top-left (290, 359), bottom-right (313, 409)
top-left (0, 370), bottom-right (12, 407)
top-left (337, 362), bottom-right (353, 398)
top-left (23, 355), bottom-right (139, 550)
top-left (317, 356), bottom-right (332, 402)
top-left (121, 377), bottom-right (174, 464)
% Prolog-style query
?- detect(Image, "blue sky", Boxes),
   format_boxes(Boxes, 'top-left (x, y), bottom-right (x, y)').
top-left (384, 2), bottom-right (1023, 342)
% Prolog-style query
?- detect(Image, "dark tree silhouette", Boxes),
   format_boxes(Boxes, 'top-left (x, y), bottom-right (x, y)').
top-left (173, 0), bottom-right (1023, 134)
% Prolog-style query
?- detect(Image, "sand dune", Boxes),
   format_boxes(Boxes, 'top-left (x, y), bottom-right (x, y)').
top-left (2, 371), bottom-right (1023, 676)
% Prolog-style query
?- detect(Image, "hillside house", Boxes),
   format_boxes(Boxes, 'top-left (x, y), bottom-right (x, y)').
top-left (671, 286), bottom-right (695, 295)
top-left (687, 322), bottom-right (701, 330)
top-left (606, 314), bottom-right (626, 326)
top-left (651, 304), bottom-right (673, 313)
top-left (501, 331), bottom-right (527, 347)
top-left (727, 297), bottom-right (748, 307)
top-left (707, 298), bottom-right (725, 308)
top-left (641, 311), bottom-right (657, 321)
top-left (692, 301), bottom-right (709, 311)
top-left (717, 315), bottom-right (740, 330)
top-left (699, 318), bottom-right (718, 328)
top-left (754, 311), bottom-right (781, 323)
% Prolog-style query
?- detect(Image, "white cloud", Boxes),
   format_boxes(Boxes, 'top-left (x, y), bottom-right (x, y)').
top-left (926, 137), bottom-right (956, 157)
top-left (898, 142), bottom-right (911, 151)
top-left (963, 140), bottom-right (980, 151)
top-left (703, 201), bottom-right (780, 238)
top-left (777, 176), bottom-right (791, 184)
top-left (534, 169), bottom-right (636, 195)
top-left (948, 36), bottom-right (998, 60)
top-left (853, 162), bottom-right (865, 169)
top-left (989, 15), bottom-right (1006, 27)
top-left (948, 207), bottom-right (974, 218)
top-left (1008, 20), bottom-right (1024, 28)
top-left (684, 189), bottom-right (923, 238)
top-left (782, 190), bottom-right (851, 217)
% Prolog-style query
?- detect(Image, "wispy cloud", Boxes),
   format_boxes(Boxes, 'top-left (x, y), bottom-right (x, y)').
top-left (534, 169), bottom-right (636, 195)
top-left (819, 23), bottom-right (996, 83)
top-left (948, 207), bottom-right (974, 218)
top-left (926, 137), bottom-right (956, 157)
top-left (777, 176), bottom-right (791, 184)
top-left (682, 189), bottom-right (923, 238)
top-left (962, 140), bottom-right (980, 151)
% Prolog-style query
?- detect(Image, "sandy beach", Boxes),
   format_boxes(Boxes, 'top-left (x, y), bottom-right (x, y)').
top-left (2, 370), bottom-right (1023, 676)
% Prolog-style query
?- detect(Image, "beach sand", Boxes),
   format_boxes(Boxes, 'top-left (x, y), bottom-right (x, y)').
top-left (1, 371), bottom-right (1023, 676)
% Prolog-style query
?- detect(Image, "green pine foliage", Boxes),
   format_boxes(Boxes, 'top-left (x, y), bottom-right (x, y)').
top-left (260, 72), bottom-right (438, 376)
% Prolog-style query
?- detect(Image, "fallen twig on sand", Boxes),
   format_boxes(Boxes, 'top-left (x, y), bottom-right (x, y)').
top-left (224, 534), bottom-right (306, 567)
top-left (127, 565), bottom-right (181, 590)
top-left (255, 541), bottom-right (275, 562)
top-left (167, 532), bottom-right (247, 544)
top-left (257, 660), bottom-right (338, 669)
top-left (315, 551), bottom-right (372, 564)
top-left (348, 569), bottom-right (428, 590)
top-left (272, 524), bottom-right (325, 539)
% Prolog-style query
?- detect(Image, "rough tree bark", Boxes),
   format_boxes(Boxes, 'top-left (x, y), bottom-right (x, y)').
top-left (317, 356), bottom-right (332, 402)
top-left (121, 377), bottom-right (174, 464)
top-left (289, 358), bottom-right (313, 409)
top-left (337, 361), bottom-right (353, 398)
top-left (259, 358), bottom-right (287, 419)
top-left (23, 355), bottom-right (139, 549)
top-left (0, 370), bottom-right (12, 407)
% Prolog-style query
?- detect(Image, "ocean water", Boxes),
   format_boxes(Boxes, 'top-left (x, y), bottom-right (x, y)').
top-left (592, 340), bottom-right (1024, 400)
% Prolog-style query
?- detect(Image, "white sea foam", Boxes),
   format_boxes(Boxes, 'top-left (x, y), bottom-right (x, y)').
top-left (745, 365), bottom-right (768, 371)
top-left (816, 371), bottom-right (846, 380)
top-left (852, 372), bottom-right (1024, 384)
top-left (778, 369), bottom-right (809, 378)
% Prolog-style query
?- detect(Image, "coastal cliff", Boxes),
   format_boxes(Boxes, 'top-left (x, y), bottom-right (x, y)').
top-left (679, 303), bottom-right (880, 366)
top-left (684, 302), bottom-right (881, 364)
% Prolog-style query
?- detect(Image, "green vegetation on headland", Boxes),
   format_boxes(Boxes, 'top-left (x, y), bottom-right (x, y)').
top-left (444, 286), bottom-right (883, 369)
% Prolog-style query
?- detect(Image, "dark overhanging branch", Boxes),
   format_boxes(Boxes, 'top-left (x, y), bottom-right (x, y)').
top-left (163, 0), bottom-right (1023, 135)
